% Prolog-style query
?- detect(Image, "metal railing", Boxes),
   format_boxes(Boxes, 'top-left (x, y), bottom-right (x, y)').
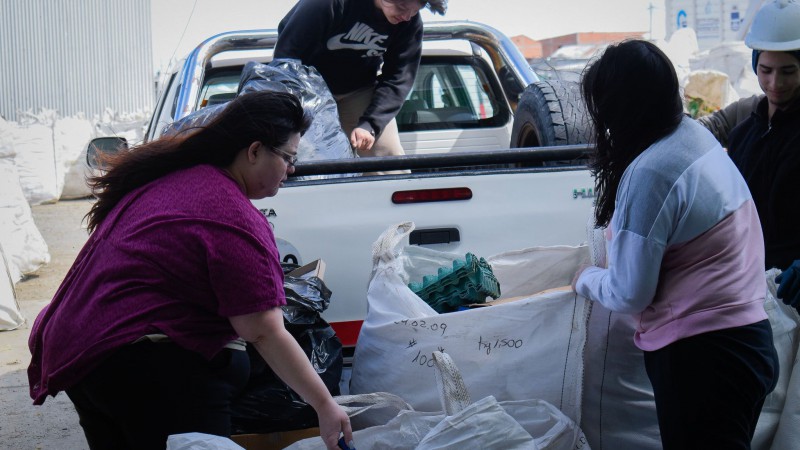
top-left (291, 144), bottom-right (592, 177)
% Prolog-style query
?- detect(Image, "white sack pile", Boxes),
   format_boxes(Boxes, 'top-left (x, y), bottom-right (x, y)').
top-left (57, 116), bottom-right (95, 200)
top-left (0, 117), bottom-right (50, 284)
top-left (95, 108), bottom-right (149, 144)
top-left (656, 27), bottom-right (757, 112)
top-left (8, 107), bottom-right (150, 204)
top-left (12, 110), bottom-right (60, 205)
top-left (0, 244), bottom-right (25, 330)
top-left (0, 108), bottom-right (148, 289)
top-left (690, 40), bottom-right (761, 99)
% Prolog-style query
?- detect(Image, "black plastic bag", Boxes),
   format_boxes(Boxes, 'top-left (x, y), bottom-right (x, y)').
top-left (230, 269), bottom-right (343, 434)
top-left (238, 60), bottom-right (355, 171)
top-left (163, 60), bottom-right (356, 180)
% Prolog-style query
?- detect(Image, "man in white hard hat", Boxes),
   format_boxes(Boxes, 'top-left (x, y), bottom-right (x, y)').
top-left (725, 0), bottom-right (800, 316)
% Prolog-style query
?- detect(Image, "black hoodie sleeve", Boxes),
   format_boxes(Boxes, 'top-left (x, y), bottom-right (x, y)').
top-left (274, 0), bottom-right (338, 61)
top-left (357, 18), bottom-right (423, 137)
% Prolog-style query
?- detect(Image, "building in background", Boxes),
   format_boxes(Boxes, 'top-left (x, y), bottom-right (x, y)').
top-left (512, 32), bottom-right (645, 61)
top-left (665, 0), bottom-right (754, 50)
top-left (511, 35), bottom-right (543, 60)
top-left (536, 32), bottom-right (646, 59)
top-left (514, 0), bottom-right (765, 65)
top-left (0, 0), bottom-right (154, 121)
top-left (513, 32), bottom-right (645, 82)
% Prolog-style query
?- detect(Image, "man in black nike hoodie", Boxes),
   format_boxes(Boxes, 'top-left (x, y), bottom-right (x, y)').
top-left (275, 0), bottom-right (446, 159)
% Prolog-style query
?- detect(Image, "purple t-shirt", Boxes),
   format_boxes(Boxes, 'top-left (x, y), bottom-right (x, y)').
top-left (28, 165), bottom-right (286, 404)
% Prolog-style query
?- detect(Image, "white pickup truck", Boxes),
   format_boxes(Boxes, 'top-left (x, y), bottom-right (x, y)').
top-left (98, 21), bottom-right (596, 348)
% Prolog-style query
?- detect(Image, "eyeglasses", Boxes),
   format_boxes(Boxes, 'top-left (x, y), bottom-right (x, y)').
top-left (381, 0), bottom-right (424, 15)
top-left (269, 147), bottom-right (298, 168)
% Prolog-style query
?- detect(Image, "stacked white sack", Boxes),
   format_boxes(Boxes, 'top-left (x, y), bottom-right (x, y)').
top-left (0, 117), bottom-right (50, 283)
top-left (56, 116), bottom-right (94, 200)
top-left (11, 113), bottom-right (60, 205)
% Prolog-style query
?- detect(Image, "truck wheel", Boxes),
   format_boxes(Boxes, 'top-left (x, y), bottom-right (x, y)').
top-left (510, 79), bottom-right (591, 148)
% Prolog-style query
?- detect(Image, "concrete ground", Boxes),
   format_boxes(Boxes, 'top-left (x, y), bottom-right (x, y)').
top-left (2, 198), bottom-right (93, 449)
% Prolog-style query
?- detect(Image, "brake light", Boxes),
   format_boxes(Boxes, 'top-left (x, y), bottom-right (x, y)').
top-left (391, 187), bottom-right (473, 204)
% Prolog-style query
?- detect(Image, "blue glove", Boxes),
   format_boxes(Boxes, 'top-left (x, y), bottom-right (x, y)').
top-left (776, 260), bottom-right (800, 314)
top-left (338, 437), bottom-right (356, 450)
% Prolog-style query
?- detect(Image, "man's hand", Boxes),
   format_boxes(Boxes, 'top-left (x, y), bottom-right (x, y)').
top-left (776, 260), bottom-right (800, 314)
top-left (350, 127), bottom-right (375, 153)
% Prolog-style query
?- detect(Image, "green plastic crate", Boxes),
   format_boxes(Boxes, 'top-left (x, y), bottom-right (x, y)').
top-left (408, 253), bottom-right (500, 313)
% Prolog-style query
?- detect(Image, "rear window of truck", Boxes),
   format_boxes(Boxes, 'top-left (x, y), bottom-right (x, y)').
top-left (194, 56), bottom-right (510, 133)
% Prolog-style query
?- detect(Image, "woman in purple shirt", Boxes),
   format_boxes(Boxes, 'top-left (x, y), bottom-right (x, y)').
top-left (27, 91), bottom-right (352, 450)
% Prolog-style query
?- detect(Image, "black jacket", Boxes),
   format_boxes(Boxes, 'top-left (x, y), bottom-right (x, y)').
top-left (697, 95), bottom-right (762, 149)
top-left (728, 95), bottom-right (800, 270)
top-left (275, 0), bottom-right (423, 136)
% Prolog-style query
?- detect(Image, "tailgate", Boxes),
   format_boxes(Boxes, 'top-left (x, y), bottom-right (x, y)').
top-left (252, 168), bottom-right (595, 344)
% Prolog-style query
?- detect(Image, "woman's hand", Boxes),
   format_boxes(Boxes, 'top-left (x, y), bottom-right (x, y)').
top-left (316, 398), bottom-right (353, 450)
top-left (229, 309), bottom-right (354, 449)
top-left (572, 263), bottom-right (591, 292)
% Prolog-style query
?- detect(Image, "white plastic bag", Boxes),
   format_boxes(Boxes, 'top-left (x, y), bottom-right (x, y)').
top-left (165, 432), bottom-right (243, 450)
top-left (417, 351), bottom-right (536, 449)
top-left (760, 269), bottom-right (800, 450)
top-left (416, 395), bottom-right (535, 450)
top-left (335, 392), bottom-right (415, 431)
top-left (350, 222), bottom-right (590, 423)
top-left (288, 352), bottom-right (589, 450)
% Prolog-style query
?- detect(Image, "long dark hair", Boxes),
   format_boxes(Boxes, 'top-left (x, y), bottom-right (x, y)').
top-left (86, 90), bottom-right (311, 233)
top-left (581, 40), bottom-right (684, 227)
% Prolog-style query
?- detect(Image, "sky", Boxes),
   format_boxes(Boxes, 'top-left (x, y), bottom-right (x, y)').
top-left (151, 0), bottom-right (667, 74)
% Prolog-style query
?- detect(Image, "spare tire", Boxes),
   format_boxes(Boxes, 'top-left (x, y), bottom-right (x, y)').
top-left (510, 79), bottom-right (592, 148)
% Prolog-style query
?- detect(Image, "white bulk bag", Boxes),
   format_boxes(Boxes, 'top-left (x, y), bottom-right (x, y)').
top-left (581, 305), bottom-right (662, 450)
top-left (0, 243), bottom-right (25, 330)
top-left (761, 269), bottom-right (800, 450)
top-left (771, 339), bottom-right (800, 450)
top-left (0, 156), bottom-right (50, 282)
top-left (11, 123), bottom-right (60, 205)
top-left (350, 222), bottom-right (590, 424)
top-left (55, 117), bottom-right (94, 200)
top-left (581, 269), bottom-right (799, 450)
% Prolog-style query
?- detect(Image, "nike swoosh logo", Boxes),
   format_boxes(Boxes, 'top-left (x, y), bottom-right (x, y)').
top-left (327, 34), bottom-right (383, 52)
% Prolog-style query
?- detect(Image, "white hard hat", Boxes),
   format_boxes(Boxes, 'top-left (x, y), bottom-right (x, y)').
top-left (745, 0), bottom-right (800, 51)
